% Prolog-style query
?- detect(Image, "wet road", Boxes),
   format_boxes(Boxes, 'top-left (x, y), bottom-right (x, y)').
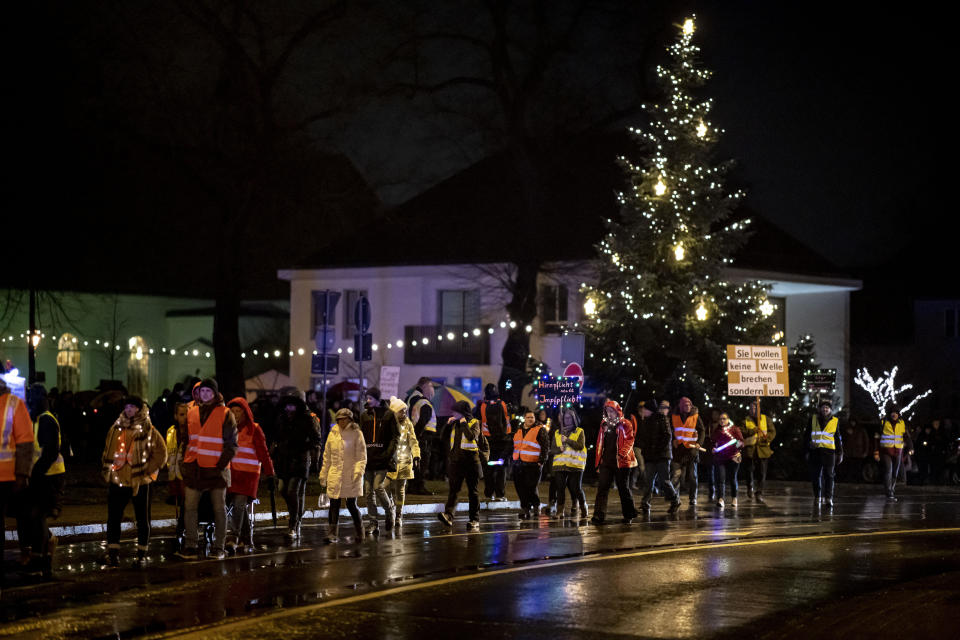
top-left (2, 491), bottom-right (959, 639)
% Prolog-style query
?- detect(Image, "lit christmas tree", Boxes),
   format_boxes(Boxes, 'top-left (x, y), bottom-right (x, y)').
top-left (584, 16), bottom-right (777, 404)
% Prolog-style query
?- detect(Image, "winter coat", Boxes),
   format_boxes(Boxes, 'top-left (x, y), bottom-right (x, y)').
top-left (227, 397), bottom-right (275, 499)
top-left (638, 412), bottom-right (673, 461)
top-left (711, 425), bottom-right (745, 464)
top-left (319, 422), bottom-right (366, 499)
top-left (742, 414), bottom-right (777, 459)
top-left (387, 415), bottom-right (421, 481)
top-left (594, 403), bottom-right (638, 469)
top-left (181, 397), bottom-right (239, 491)
top-left (449, 417), bottom-right (487, 465)
top-left (100, 406), bottom-right (167, 492)
top-left (359, 405), bottom-right (400, 472)
top-left (272, 396), bottom-right (322, 479)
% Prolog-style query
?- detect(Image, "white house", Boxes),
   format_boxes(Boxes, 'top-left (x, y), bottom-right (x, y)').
top-left (279, 261), bottom-right (861, 404)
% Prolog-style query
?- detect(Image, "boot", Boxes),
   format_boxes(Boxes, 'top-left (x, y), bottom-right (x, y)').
top-left (579, 503), bottom-right (589, 520)
top-left (324, 522), bottom-right (339, 544)
top-left (354, 519), bottom-right (366, 543)
top-left (133, 547), bottom-right (147, 568)
top-left (394, 505), bottom-right (403, 529)
top-left (755, 492), bottom-right (765, 504)
top-left (101, 547), bottom-right (120, 568)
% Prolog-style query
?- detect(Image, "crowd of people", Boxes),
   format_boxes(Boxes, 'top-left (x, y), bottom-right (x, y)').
top-left (2, 371), bottom-right (959, 586)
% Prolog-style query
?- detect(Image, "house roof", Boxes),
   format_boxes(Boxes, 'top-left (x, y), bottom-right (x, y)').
top-left (291, 133), bottom-right (854, 281)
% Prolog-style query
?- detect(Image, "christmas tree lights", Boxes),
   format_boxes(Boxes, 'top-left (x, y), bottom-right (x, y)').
top-left (584, 15), bottom-right (776, 402)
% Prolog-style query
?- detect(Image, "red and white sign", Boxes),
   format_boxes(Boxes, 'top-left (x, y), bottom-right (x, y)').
top-left (563, 362), bottom-right (584, 382)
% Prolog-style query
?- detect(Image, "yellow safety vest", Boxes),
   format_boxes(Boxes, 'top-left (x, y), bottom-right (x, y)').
top-left (449, 419), bottom-right (480, 451)
top-left (743, 415), bottom-right (768, 446)
top-left (411, 396), bottom-right (437, 433)
top-left (880, 420), bottom-right (906, 449)
top-left (33, 411), bottom-right (66, 476)
top-left (553, 428), bottom-right (586, 471)
top-left (810, 415), bottom-right (838, 450)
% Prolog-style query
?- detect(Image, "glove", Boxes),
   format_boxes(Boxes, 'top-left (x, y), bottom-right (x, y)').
top-left (413, 458), bottom-right (421, 472)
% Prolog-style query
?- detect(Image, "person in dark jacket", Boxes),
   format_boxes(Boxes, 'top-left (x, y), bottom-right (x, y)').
top-left (670, 397), bottom-right (706, 506)
top-left (639, 400), bottom-right (681, 513)
top-left (478, 383), bottom-right (512, 501)
top-left (712, 412), bottom-right (745, 509)
top-left (438, 400), bottom-right (486, 530)
top-left (23, 384), bottom-right (67, 577)
top-left (513, 410), bottom-right (549, 519)
top-left (271, 390), bottom-right (321, 542)
top-left (177, 378), bottom-right (238, 560)
top-left (804, 400), bottom-right (844, 509)
top-left (359, 387), bottom-right (399, 534)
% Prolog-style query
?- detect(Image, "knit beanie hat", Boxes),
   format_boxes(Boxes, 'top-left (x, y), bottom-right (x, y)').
top-left (198, 378), bottom-right (219, 395)
top-left (452, 400), bottom-right (472, 418)
top-left (389, 396), bottom-right (407, 415)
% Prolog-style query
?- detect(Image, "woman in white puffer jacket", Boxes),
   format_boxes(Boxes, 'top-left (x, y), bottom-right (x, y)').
top-left (386, 396), bottom-right (421, 528)
top-left (319, 408), bottom-right (367, 543)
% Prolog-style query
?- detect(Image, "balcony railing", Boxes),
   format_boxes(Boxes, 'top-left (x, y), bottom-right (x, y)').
top-left (404, 325), bottom-right (491, 365)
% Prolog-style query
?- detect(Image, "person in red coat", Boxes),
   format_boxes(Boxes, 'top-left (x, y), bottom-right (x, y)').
top-left (590, 400), bottom-right (639, 525)
top-left (711, 412), bottom-right (745, 509)
top-left (226, 397), bottom-right (275, 553)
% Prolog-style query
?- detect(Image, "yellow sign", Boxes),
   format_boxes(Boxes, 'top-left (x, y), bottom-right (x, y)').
top-left (726, 345), bottom-right (789, 397)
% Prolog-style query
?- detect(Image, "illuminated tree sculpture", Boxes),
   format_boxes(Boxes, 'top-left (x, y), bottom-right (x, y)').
top-left (584, 16), bottom-right (777, 403)
top-left (854, 366), bottom-right (932, 419)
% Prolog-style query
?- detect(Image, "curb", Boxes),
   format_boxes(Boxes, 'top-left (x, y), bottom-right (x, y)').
top-left (4, 500), bottom-right (522, 542)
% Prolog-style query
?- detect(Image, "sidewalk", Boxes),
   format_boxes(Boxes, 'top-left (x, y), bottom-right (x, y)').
top-left (5, 476), bottom-right (958, 544)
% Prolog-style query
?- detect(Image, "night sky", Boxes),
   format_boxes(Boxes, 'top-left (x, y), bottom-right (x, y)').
top-left (6, 1), bottom-right (951, 295)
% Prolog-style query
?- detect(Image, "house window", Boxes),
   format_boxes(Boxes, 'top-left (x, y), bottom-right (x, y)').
top-left (540, 284), bottom-right (569, 325)
top-left (127, 336), bottom-right (149, 398)
top-left (56, 333), bottom-right (81, 392)
top-left (438, 290), bottom-right (480, 328)
top-left (342, 289), bottom-right (369, 338)
top-left (946, 308), bottom-right (958, 338)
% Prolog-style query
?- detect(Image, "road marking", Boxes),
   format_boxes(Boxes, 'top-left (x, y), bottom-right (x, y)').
top-left (166, 526), bottom-right (960, 638)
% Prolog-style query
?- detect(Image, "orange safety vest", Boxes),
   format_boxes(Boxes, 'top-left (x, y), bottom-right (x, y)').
top-left (184, 405), bottom-right (228, 468)
top-left (480, 401), bottom-right (511, 437)
top-left (672, 414), bottom-right (698, 449)
top-left (512, 425), bottom-right (543, 463)
top-left (1, 393), bottom-right (32, 482)
top-left (231, 425), bottom-right (262, 473)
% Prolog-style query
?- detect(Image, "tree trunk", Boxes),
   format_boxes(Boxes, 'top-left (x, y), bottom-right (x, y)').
top-left (28, 286), bottom-right (36, 384)
top-left (497, 261), bottom-right (540, 407)
top-left (214, 291), bottom-right (244, 400)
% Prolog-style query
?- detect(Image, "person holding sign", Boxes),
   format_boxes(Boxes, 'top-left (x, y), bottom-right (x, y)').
top-left (742, 401), bottom-right (776, 503)
top-left (711, 412), bottom-right (745, 509)
top-left (670, 397), bottom-right (706, 506)
top-left (873, 407), bottom-right (914, 502)
top-left (804, 400), bottom-right (844, 508)
top-left (551, 407), bottom-right (588, 519)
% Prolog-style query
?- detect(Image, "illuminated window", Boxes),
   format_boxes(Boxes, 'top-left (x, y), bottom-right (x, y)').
top-left (56, 333), bottom-right (81, 392)
top-left (127, 336), bottom-right (149, 398)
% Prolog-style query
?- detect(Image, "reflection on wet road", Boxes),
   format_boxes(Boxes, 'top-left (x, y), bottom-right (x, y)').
top-left (2, 493), bottom-right (959, 639)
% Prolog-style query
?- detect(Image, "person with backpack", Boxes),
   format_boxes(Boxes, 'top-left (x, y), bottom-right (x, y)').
top-left (478, 383), bottom-right (511, 501)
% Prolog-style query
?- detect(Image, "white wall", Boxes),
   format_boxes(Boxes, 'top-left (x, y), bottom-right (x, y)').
top-left (783, 290), bottom-right (851, 404)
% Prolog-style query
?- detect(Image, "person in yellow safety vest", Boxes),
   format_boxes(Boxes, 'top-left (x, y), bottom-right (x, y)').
top-left (438, 400), bottom-right (486, 530)
top-left (1, 376), bottom-right (35, 593)
top-left (165, 393), bottom-right (191, 549)
top-left (407, 377), bottom-right (436, 495)
top-left (100, 396), bottom-right (167, 568)
top-left (804, 399), bottom-right (844, 509)
top-left (479, 383), bottom-right (511, 502)
top-left (550, 407), bottom-right (588, 519)
top-left (513, 411), bottom-right (549, 519)
top-left (670, 397), bottom-right (706, 506)
top-left (23, 384), bottom-right (66, 579)
top-left (873, 407), bottom-right (914, 502)
top-left (742, 401), bottom-right (777, 504)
